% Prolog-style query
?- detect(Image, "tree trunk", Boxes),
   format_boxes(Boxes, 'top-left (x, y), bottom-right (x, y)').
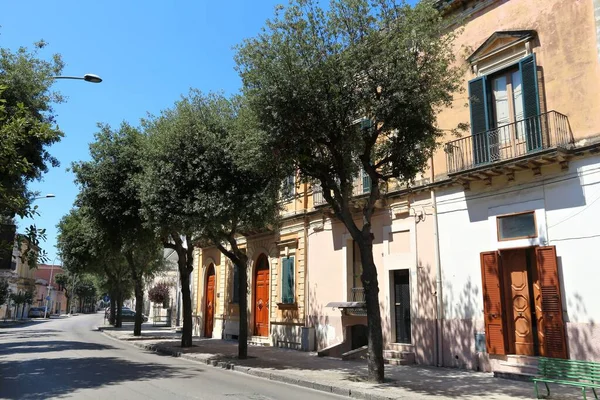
top-left (235, 257), bottom-right (248, 359)
top-left (65, 294), bottom-right (71, 316)
top-left (116, 291), bottom-right (123, 328)
top-left (358, 235), bottom-right (385, 383)
top-left (179, 266), bottom-right (193, 347)
top-left (109, 291), bottom-right (116, 325)
top-left (133, 277), bottom-right (144, 336)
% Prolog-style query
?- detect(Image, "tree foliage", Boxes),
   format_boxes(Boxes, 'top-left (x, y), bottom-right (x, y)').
top-left (0, 41), bottom-right (65, 268)
top-left (71, 122), bottom-right (164, 335)
top-left (235, 0), bottom-right (462, 381)
top-left (0, 278), bottom-right (10, 306)
top-left (148, 281), bottom-right (170, 305)
top-left (141, 91), bottom-right (284, 354)
top-left (0, 41), bottom-right (64, 219)
top-left (56, 208), bottom-right (132, 325)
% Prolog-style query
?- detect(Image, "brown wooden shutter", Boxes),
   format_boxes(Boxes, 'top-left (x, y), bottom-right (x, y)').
top-left (534, 246), bottom-right (567, 359)
top-left (480, 251), bottom-right (507, 355)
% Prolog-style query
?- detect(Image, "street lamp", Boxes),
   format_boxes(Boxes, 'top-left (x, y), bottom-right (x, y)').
top-left (52, 74), bottom-right (102, 83)
top-left (32, 194), bottom-right (55, 200)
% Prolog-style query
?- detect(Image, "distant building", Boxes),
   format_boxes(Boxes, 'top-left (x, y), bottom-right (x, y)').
top-left (34, 264), bottom-right (67, 315)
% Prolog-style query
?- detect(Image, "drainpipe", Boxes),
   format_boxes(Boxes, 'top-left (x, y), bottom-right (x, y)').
top-left (429, 154), bottom-right (444, 368)
top-left (431, 188), bottom-right (444, 367)
top-left (304, 182), bottom-right (310, 328)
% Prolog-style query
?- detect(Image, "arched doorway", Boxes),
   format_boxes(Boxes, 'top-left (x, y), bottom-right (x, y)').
top-left (204, 264), bottom-right (216, 338)
top-left (253, 254), bottom-right (270, 337)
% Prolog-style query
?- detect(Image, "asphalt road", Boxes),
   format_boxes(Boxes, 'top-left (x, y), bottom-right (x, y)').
top-left (0, 313), bottom-right (345, 400)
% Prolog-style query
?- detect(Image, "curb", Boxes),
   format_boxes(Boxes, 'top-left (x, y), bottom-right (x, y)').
top-left (97, 327), bottom-right (395, 400)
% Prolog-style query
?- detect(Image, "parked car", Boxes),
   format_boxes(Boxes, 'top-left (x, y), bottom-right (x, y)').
top-left (108, 307), bottom-right (148, 322)
top-left (28, 307), bottom-right (48, 318)
top-left (121, 308), bottom-right (148, 322)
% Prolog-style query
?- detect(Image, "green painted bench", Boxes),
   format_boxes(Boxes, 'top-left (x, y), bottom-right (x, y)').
top-left (534, 357), bottom-right (600, 399)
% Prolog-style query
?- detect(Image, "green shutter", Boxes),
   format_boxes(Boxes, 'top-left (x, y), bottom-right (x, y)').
top-left (519, 54), bottom-right (542, 151)
top-left (469, 76), bottom-right (490, 165)
top-left (232, 265), bottom-right (239, 304)
top-left (362, 169), bottom-right (371, 194)
top-left (282, 257), bottom-right (294, 304)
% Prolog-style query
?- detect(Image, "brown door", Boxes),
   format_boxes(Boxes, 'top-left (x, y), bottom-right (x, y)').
top-left (503, 249), bottom-right (535, 356)
top-left (254, 254), bottom-right (270, 337)
top-left (480, 251), bottom-right (507, 355)
top-left (204, 264), bottom-right (215, 338)
top-left (533, 246), bottom-right (567, 359)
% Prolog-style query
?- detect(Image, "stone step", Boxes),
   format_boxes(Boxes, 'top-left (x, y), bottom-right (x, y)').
top-left (497, 362), bottom-right (538, 374)
top-left (248, 336), bottom-right (271, 347)
top-left (505, 354), bottom-right (539, 366)
top-left (387, 343), bottom-right (415, 352)
top-left (384, 351), bottom-right (415, 365)
top-left (384, 357), bottom-right (414, 366)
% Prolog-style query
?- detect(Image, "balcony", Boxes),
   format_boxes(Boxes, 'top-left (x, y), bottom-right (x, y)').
top-left (312, 175), bottom-right (371, 208)
top-left (445, 111), bottom-right (573, 176)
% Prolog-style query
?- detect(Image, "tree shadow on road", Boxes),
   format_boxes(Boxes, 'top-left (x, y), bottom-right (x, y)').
top-left (0, 340), bottom-right (118, 356)
top-left (0, 356), bottom-right (198, 399)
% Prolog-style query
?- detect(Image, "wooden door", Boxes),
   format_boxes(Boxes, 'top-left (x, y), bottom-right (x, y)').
top-left (533, 246), bottom-right (567, 359)
top-left (503, 250), bottom-right (535, 355)
top-left (254, 255), bottom-right (270, 337)
top-left (204, 264), bottom-right (215, 338)
top-left (480, 251), bottom-right (507, 355)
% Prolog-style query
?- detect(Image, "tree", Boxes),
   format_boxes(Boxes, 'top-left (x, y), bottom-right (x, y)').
top-left (141, 91), bottom-right (284, 356)
top-left (72, 122), bottom-right (164, 336)
top-left (0, 278), bottom-right (10, 308)
top-left (235, 0), bottom-right (462, 382)
top-left (56, 208), bottom-right (132, 326)
top-left (0, 41), bottom-right (65, 267)
top-left (9, 287), bottom-right (34, 319)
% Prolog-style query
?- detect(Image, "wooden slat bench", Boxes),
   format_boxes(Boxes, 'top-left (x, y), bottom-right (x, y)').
top-left (534, 357), bottom-right (600, 399)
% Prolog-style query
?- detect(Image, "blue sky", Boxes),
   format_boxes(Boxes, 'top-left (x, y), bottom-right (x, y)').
top-left (4, 1), bottom-right (418, 265)
top-left (2, 1), bottom-right (285, 263)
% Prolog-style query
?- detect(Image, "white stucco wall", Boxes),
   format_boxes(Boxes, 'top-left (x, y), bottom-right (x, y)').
top-left (437, 155), bottom-right (600, 325)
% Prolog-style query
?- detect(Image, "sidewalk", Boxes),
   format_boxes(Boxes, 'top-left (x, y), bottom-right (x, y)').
top-left (98, 325), bottom-right (579, 400)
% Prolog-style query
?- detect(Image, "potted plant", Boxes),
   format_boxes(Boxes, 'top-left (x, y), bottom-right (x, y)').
top-left (148, 282), bottom-right (170, 308)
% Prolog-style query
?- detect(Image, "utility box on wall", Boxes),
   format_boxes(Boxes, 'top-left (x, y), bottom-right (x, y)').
top-left (301, 326), bottom-right (316, 351)
top-left (474, 332), bottom-right (486, 353)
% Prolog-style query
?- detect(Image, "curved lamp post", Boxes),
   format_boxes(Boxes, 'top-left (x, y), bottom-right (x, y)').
top-left (52, 74), bottom-right (102, 83)
top-left (32, 194), bottom-right (55, 200)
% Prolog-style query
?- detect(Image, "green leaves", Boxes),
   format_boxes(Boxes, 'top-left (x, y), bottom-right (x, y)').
top-left (236, 0), bottom-right (462, 202)
top-left (0, 44), bottom-right (64, 219)
top-left (140, 91), bottom-right (284, 245)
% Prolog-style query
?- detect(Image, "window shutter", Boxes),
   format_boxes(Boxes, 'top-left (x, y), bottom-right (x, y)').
top-left (480, 251), bottom-right (507, 355)
top-left (534, 246), bottom-right (567, 359)
top-left (519, 54), bottom-right (542, 151)
top-left (362, 169), bottom-right (371, 194)
top-left (469, 77), bottom-right (490, 165)
top-left (232, 265), bottom-right (240, 304)
top-left (282, 257), bottom-right (294, 304)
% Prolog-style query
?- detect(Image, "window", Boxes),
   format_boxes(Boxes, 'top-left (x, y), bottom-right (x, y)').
top-left (231, 265), bottom-right (239, 304)
top-left (281, 256), bottom-right (295, 304)
top-left (361, 169), bottom-right (371, 194)
top-left (281, 175), bottom-right (295, 200)
top-left (491, 69), bottom-right (523, 142)
top-left (469, 54), bottom-right (541, 165)
top-left (497, 211), bottom-right (537, 241)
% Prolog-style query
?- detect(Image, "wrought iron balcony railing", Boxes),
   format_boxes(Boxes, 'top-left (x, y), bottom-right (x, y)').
top-left (351, 287), bottom-right (365, 303)
top-left (445, 111), bottom-right (573, 175)
top-left (312, 176), bottom-right (371, 208)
